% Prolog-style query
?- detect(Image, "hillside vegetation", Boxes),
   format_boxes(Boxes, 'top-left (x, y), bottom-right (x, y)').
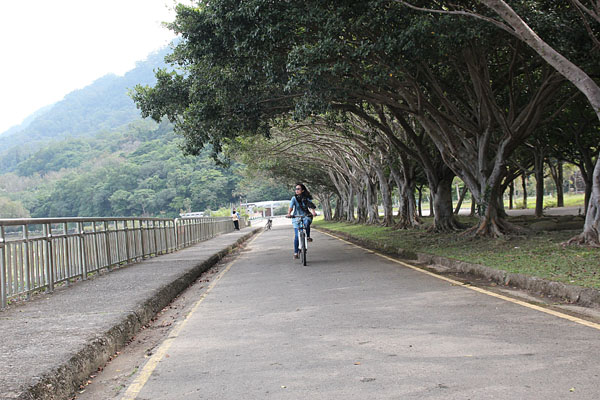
top-left (0, 49), bottom-right (169, 166)
top-left (0, 47), bottom-right (289, 218)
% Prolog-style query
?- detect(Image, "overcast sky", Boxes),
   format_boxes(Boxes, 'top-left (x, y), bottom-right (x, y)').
top-left (0, 0), bottom-right (186, 134)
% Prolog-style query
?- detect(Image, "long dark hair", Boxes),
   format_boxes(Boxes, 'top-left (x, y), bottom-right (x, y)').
top-left (295, 183), bottom-right (312, 200)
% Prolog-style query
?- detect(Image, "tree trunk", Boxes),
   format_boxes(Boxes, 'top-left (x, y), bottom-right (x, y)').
top-left (576, 164), bottom-right (593, 213)
top-left (460, 155), bottom-right (523, 236)
top-left (534, 150), bottom-right (544, 217)
top-left (568, 152), bottom-right (600, 246)
top-left (396, 182), bottom-right (419, 229)
top-left (417, 185), bottom-right (423, 218)
top-left (465, 185), bottom-right (527, 237)
top-left (472, 196), bottom-right (514, 236)
top-left (521, 173), bottom-right (528, 209)
top-left (328, 171), bottom-right (348, 221)
top-left (346, 186), bottom-right (355, 222)
top-left (454, 185), bottom-right (468, 215)
top-left (365, 175), bottom-right (379, 224)
top-left (356, 186), bottom-right (366, 224)
top-left (374, 165), bottom-right (394, 226)
top-left (497, 191), bottom-right (508, 218)
top-left (315, 193), bottom-right (333, 221)
top-left (433, 184), bottom-right (453, 226)
top-left (432, 176), bottom-right (466, 231)
top-left (390, 162), bottom-right (420, 229)
top-left (429, 194), bottom-right (434, 218)
top-left (556, 161), bottom-right (564, 207)
top-left (548, 159), bottom-right (565, 208)
top-left (420, 164), bottom-right (464, 231)
top-left (509, 180), bottom-right (514, 210)
top-left (333, 195), bottom-right (343, 220)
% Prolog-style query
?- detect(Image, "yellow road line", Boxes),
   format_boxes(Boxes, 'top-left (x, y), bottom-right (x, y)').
top-left (319, 230), bottom-right (600, 331)
top-left (121, 233), bottom-right (262, 400)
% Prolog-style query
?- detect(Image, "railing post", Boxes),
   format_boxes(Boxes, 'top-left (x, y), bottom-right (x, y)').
top-left (182, 219), bottom-right (187, 248)
top-left (114, 220), bottom-right (121, 265)
top-left (165, 220), bottom-right (169, 253)
top-left (165, 220), bottom-right (170, 252)
top-left (134, 220), bottom-right (140, 259)
top-left (23, 224), bottom-right (31, 299)
top-left (174, 218), bottom-right (179, 251)
top-left (44, 224), bottom-right (54, 293)
top-left (93, 222), bottom-right (101, 270)
top-left (153, 220), bottom-right (159, 256)
top-left (180, 219), bottom-right (184, 250)
top-left (104, 221), bottom-right (111, 269)
top-left (78, 222), bottom-right (87, 281)
top-left (158, 220), bottom-right (164, 254)
top-left (1, 225), bottom-right (6, 309)
top-left (184, 219), bottom-right (188, 247)
top-left (125, 220), bottom-right (132, 263)
top-left (63, 222), bottom-right (71, 285)
top-left (140, 220), bottom-right (146, 258)
top-left (161, 220), bottom-right (167, 253)
top-left (160, 221), bottom-right (166, 254)
top-left (180, 219), bottom-right (185, 248)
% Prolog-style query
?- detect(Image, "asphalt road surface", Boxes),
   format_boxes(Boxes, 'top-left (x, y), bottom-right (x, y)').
top-left (110, 221), bottom-right (599, 400)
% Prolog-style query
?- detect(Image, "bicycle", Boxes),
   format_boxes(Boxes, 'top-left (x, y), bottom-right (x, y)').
top-left (287, 214), bottom-right (308, 266)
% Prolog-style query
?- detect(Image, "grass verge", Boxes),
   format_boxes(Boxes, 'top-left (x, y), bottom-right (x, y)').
top-left (313, 217), bottom-right (600, 289)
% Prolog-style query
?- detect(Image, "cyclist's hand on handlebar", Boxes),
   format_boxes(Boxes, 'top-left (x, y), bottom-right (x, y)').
top-left (286, 213), bottom-right (292, 218)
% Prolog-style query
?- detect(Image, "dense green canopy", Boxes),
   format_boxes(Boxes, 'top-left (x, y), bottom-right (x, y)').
top-left (133, 0), bottom-right (599, 242)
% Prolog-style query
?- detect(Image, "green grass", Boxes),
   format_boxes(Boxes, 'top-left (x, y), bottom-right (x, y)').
top-left (563, 194), bottom-right (586, 207)
top-left (511, 193), bottom-right (585, 209)
top-left (419, 193), bottom-right (586, 211)
top-left (314, 217), bottom-right (600, 289)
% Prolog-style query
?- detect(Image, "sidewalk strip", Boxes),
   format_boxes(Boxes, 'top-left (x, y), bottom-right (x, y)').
top-left (121, 232), bottom-right (263, 400)
top-left (319, 230), bottom-right (600, 332)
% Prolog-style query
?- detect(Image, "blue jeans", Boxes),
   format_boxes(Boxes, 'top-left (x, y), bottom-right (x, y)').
top-left (293, 217), bottom-right (312, 254)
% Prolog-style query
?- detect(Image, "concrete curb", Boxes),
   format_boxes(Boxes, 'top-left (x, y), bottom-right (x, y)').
top-left (315, 227), bottom-right (600, 309)
top-left (18, 228), bottom-right (261, 400)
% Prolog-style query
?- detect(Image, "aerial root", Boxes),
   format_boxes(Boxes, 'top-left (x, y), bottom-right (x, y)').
top-left (461, 217), bottom-right (528, 238)
top-left (564, 229), bottom-right (600, 247)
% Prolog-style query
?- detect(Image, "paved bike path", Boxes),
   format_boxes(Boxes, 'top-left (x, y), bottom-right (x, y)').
top-left (0, 227), bottom-right (259, 400)
top-left (127, 225), bottom-right (600, 400)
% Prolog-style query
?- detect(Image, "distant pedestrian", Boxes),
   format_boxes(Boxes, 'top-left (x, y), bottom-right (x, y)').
top-left (232, 209), bottom-right (240, 230)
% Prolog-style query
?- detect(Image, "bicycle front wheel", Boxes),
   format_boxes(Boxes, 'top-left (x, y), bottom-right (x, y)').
top-left (299, 231), bottom-right (307, 265)
top-left (302, 245), bottom-right (307, 266)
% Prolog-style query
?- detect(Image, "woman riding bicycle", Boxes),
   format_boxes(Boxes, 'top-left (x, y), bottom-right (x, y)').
top-left (287, 183), bottom-right (317, 259)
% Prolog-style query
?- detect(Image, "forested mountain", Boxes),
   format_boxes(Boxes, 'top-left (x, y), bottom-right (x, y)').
top-left (0, 104), bottom-right (54, 138)
top-left (0, 46), bottom-right (289, 218)
top-left (0, 48), bottom-right (169, 170)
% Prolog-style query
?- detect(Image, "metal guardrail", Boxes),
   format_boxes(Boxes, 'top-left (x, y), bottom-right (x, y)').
top-left (0, 216), bottom-right (246, 309)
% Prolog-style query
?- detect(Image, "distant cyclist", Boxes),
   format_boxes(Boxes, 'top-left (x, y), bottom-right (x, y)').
top-left (287, 183), bottom-right (317, 259)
